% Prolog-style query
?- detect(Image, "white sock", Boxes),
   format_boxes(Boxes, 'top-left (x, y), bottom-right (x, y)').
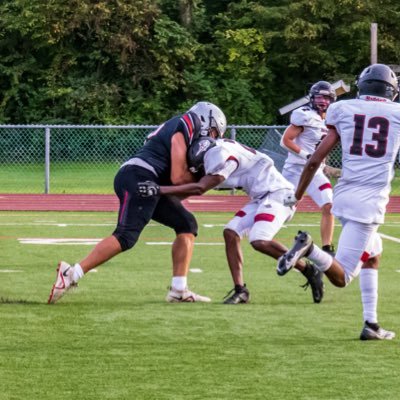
top-left (171, 276), bottom-right (187, 291)
top-left (359, 268), bottom-right (378, 323)
top-left (308, 245), bottom-right (333, 272)
top-left (72, 263), bottom-right (85, 282)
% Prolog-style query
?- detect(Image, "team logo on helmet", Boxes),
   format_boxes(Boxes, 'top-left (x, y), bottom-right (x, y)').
top-left (195, 138), bottom-right (213, 156)
top-left (188, 137), bottom-right (216, 174)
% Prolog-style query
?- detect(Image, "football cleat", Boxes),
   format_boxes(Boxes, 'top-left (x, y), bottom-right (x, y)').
top-left (48, 261), bottom-right (77, 304)
top-left (277, 231), bottom-right (313, 276)
top-left (360, 321), bottom-right (396, 341)
top-left (322, 244), bottom-right (336, 257)
top-left (223, 285), bottom-right (250, 304)
top-left (166, 287), bottom-right (211, 303)
top-left (300, 262), bottom-right (324, 304)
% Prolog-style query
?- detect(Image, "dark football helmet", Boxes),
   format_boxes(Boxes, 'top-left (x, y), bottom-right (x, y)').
top-left (356, 63), bottom-right (399, 101)
top-left (309, 81), bottom-right (336, 112)
top-left (188, 101), bottom-right (227, 138)
top-left (187, 137), bottom-right (217, 174)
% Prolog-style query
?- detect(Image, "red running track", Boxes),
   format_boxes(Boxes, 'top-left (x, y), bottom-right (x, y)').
top-left (1, 193), bottom-right (400, 213)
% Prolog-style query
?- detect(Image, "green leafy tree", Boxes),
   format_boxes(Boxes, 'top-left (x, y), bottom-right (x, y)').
top-left (1, 0), bottom-right (400, 124)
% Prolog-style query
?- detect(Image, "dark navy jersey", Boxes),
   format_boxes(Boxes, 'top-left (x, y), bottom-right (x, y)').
top-left (132, 111), bottom-right (201, 184)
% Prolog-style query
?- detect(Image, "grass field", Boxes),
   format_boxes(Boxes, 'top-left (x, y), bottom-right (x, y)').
top-left (2, 163), bottom-right (400, 195)
top-left (1, 211), bottom-right (400, 399)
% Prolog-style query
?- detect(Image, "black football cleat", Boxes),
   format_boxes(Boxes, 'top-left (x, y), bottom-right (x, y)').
top-left (300, 261), bottom-right (324, 304)
top-left (223, 284), bottom-right (250, 304)
top-left (360, 321), bottom-right (395, 340)
top-left (322, 244), bottom-right (336, 257)
top-left (277, 231), bottom-right (313, 276)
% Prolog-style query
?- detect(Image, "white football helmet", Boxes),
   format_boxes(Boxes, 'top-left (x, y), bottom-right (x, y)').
top-left (189, 101), bottom-right (227, 138)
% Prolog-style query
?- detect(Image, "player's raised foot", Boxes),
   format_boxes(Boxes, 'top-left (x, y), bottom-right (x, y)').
top-left (48, 261), bottom-right (76, 304)
top-left (300, 261), bottom-right (324, 304)
top-left (277, 231), bottom-right (313, 276)
top-left (166, 287), bottom-right (211, 303)
top-left (360, 321), bottom-right (395, 341)
top-left (223, 284), bottom-right (250, 304)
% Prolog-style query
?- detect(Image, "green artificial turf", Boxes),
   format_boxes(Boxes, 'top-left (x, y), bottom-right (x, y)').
top-left (1, 211), bottom-right (400, 399)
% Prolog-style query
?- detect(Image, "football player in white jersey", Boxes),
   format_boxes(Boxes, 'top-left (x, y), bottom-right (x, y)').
top-left (280, 81), bottom-right (336, 255)
top-left (138, 137), bottom-right (325, 304)
top-left (277, 64), bottom-right (400, 340)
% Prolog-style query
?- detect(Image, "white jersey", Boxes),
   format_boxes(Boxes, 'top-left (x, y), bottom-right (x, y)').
top-left (204, 139), bottom-right (294, 199)
top-left (326, 95), bottom-right (400, 224)
top-left (284, 105), bottom-right (329, 166)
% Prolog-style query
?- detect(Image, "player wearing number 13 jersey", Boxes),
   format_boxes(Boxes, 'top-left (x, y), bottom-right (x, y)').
top-left (327, 90), bottom-right (400, 224)
top-left (278, 64), bottom-right (399, 339)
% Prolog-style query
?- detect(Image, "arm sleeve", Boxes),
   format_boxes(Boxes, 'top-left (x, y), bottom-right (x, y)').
top-left (209, 159), bottom-right (238, 180)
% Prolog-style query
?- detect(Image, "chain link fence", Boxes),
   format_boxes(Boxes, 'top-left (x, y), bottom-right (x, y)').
top-left (1, 124), bottom-right (344, 194)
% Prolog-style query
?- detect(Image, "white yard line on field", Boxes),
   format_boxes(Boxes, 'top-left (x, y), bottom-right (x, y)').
top-left (17, 238), bottom-right (224, 246)
top-left (18, 238), bottom-right (102, 245)
top-left (379, 233), bottom-right (400, 244)
top-left (1, 223), bottom-right (114, 226)
top-left (3, 221), bottom-right (399, 228)
top-left (0, 222), bottom-right (159, 227)
top-left (0, 269), bottom-right (23, 273)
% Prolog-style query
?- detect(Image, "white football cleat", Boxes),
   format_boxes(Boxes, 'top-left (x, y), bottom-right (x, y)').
top-left (360, 321), bottom-right (395, 340)
top-left (48, 261), bottom-right (76, 304)
top-left (166, 287), bottom-right (211, 303)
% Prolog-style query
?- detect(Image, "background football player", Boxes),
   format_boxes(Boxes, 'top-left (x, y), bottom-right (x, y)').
top-left (280, 81), bottom-right (336, 255)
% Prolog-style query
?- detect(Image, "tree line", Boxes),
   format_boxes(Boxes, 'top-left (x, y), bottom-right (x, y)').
top-left (1, 0), bottom-right (399, 125)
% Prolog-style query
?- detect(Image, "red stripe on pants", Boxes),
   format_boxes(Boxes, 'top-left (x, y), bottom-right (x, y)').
top-left (360, 251), bottom-right (370, 263)
top-left (254, 213), bottom-right (275, 222)
top-left (319, 183), bottom-right (332, 191)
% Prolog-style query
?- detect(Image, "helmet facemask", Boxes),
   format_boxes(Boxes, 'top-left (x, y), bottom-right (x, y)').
top-left (309, 81), bottom-right (336, 113)
top-left (311, 94), bottom-right (333, 113)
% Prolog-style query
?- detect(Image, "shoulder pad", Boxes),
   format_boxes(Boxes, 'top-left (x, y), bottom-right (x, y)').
top-left (291, 106), bottom-right (313, 126)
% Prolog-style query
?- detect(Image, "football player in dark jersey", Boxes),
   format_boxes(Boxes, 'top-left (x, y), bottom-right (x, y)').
top-left (48, 102), bottom-right (226, 304)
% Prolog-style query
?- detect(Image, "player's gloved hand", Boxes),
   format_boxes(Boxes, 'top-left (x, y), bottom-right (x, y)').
top-left (283, 193), bottom-right (298, 207)
top-left (137, 181), bottom-right (160, 197)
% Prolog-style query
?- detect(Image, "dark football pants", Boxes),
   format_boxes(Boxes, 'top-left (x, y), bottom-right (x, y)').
top-left (113, 165), bottom-right (197, 251)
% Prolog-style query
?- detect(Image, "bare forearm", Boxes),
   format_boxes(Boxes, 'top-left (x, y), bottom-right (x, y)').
top-left (160, 183), bottom-right (206, 196)
top-left (161, 174), bottom-right (224, 197)
top-left (295, 160), bottom-right (320, 200)
top-left (296, 127), bottom-right (340, 200)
